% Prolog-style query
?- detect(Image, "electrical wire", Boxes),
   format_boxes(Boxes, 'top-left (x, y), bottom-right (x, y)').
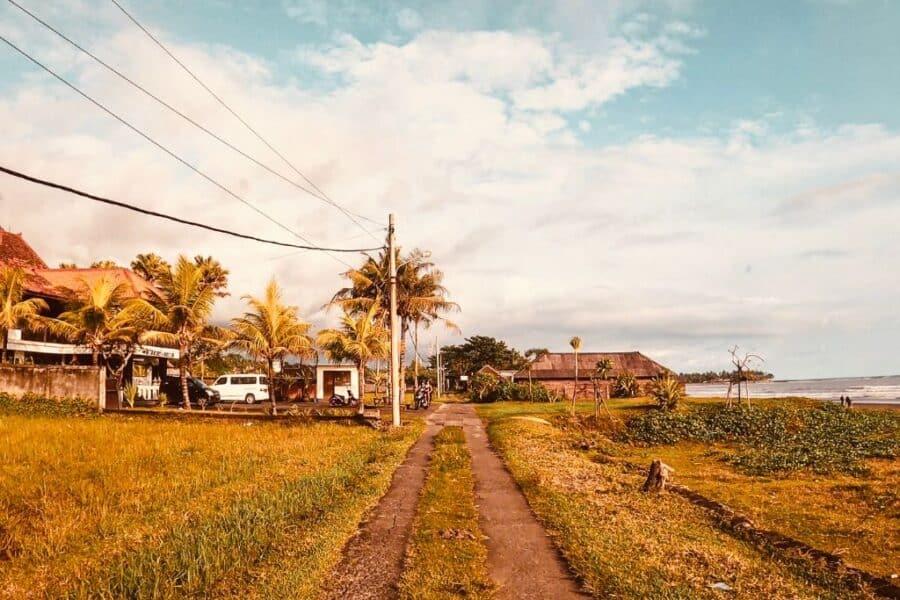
top-left (0, 165), bottom-right (384, 253)
top-left (5, 0), bottom-right (370, 231)
top-left (0, 34), bottom-right (358, 267)
top-left (108, 0), bottom-right (386, 238)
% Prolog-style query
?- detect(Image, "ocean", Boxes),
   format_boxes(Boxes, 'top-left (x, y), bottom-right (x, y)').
top-left (686, 374), bottom-right (900, 405)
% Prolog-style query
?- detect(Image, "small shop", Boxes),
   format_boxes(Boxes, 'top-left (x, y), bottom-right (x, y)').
top-left (315, 364), bottom-right (359, 400)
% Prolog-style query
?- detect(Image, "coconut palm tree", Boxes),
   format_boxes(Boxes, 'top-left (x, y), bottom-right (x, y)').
top-left (131, 253), bottom-right (171, 284)
top-left (129, 256), bottom-right (221, 410)
top-left (49, 276), bottom-right (147, 390)
top-left (592, 357), bottom-right (613, 418)
top-left (569, 336), bottom-right (582, 415)
top-left (0, 266), bottom-right (49, 363)
top-left (317, 302), bottom-right (389, 415)
top-left (230, 279), bottom-right (313, 415)
top-left (330, 248), bottom-right (458, 393)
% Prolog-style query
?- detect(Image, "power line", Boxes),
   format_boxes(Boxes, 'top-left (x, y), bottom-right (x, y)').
top-left (108, 0), bottom-right (386, 238)
top-left (0, 165), bottom-right (384, 253)
top-left (5, 0), bottom-right (374, 232)
top-left (0, 33), bottom-right (356, 267)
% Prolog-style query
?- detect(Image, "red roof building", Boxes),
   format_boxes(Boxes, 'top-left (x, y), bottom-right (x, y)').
top-left (518, 351), bottom-right (671, 399)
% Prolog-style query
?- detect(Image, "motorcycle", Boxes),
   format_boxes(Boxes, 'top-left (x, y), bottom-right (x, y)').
top-left (413, 387), bottom-right (431, 410)
top-left (329, 391), bottom-right (359, 407)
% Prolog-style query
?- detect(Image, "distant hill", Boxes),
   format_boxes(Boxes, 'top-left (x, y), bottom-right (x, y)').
top-left (678, 370), bottom-right (774, 384)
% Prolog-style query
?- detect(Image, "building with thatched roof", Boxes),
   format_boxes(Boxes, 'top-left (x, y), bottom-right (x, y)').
top-left (518, 351), bottom-right (670, 399)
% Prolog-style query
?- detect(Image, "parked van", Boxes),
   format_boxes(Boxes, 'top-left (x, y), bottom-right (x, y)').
top-left (211, 374), bottom-right (270, 404)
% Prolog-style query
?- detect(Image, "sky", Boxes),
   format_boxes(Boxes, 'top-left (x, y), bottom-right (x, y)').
top-left (1, 0), bottom-right (899, 379)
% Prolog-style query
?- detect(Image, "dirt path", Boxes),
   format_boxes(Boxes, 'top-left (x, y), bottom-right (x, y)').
top-left (447, 404), bottom-right (586, 599)
top-left (321, 404), bottom-right (447, 600)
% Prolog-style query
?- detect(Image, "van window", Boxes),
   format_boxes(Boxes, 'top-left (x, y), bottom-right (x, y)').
top-left (215, 377), bottom-right (227, 385)
top-left (233, 376), bottom-right (254, 385)
top-left (260, 377), bottom-right (269, 385)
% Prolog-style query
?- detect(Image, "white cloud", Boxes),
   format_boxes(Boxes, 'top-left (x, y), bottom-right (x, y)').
top-left (1, 10), bottom-right (898, 378)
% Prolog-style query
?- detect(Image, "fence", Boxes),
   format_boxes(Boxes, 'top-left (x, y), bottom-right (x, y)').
top-left (0, 364), bottom-right (106, 408)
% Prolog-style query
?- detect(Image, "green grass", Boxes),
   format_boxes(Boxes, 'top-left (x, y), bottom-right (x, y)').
top-left (477, 401), bottom-right (883, 599)
top-left (0, 412), bottom-right (422, 598)
top-left (398, 426), bottom-right (494, 600)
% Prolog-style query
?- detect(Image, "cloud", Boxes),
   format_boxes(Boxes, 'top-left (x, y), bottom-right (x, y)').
top-left (1, 6), bottom-right (899, 378)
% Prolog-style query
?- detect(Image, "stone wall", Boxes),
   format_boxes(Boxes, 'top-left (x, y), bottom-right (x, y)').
top-left (0, 365), bottom-right (105, 408)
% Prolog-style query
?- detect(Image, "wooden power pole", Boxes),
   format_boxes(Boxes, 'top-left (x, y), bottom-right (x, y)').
top-left (388, 214), bottom-right (401, 427)
top-left (435, 335), bottom-right (442, 399)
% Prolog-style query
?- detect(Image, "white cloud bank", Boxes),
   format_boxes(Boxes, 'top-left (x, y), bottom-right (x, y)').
top-left (1, 4), bottom-right (898, 378)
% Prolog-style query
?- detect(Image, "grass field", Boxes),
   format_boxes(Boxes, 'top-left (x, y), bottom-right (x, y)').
top-left (476, 398), bottom-right (897, 598)
top-left (398, 426), bottom-right (494, 600)
top-left (0, 412), bottom-right (422, 599)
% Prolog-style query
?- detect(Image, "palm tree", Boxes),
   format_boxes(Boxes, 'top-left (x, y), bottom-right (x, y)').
top-left (569, 336), bottom-right (582, 415)
top-left (317, 302), bottom-right (389, 415)
top-left (0, 266), bottom-right (49, 363)
top-left (330, 248), bottom-right (458, 393)
top-left (130, 256), bottom-right (221, 410)
top-left (230, 279), bottom-right (313, 415)
top-left (90, 260), bottom-right (119, 269)
top-left (592, 357), bottom-right (613, 418)
top-left (193, 255), bottom-right (230, 297)
top-left (131, 253), bottom-right (171, 283)
top-left (50, 276), bottom-right (146, 390)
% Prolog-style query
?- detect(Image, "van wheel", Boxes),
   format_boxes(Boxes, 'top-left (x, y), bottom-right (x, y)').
top-left (245, 394), bottom-right (256, 404)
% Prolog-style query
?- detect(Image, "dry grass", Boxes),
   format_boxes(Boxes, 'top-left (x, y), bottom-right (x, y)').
top-left (477, 400), bottom-right (883, 599)
top-left (0, 413), bottom-right (422, 598)
top-left (398, 426), bottom-right (494, 599)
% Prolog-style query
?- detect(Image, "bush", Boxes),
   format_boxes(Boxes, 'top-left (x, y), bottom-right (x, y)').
top-left (647, 374), bottom-right (683, 410)
top-left (612, 372), bottom-right (640, 398)
top-left (0, 392), bottom-right (97, 417)
top-left (625, 403), bottom-right (899, 475)
top-left (468, 375), bottom-right (558, 403)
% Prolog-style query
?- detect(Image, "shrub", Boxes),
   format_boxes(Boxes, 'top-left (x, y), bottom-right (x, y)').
top-left (468, 375), bottom-right (557, 403)
top-left (612, 372), bottom-right (640, 398)
top-left (0, 392), bottom-right (97, 417)
top-left (647, 374), bottom-right (683, 410)
top-left (625, 403), bottom-right (899, 475)
top-left (123, 384), bottom-right (139, 408)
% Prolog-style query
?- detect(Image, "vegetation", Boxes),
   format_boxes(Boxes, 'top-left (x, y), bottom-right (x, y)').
top-left (648, 373), bottom-right (684, 410)
top-left (476, 401), bottom-right (881, 599)
top-left (0, 391), bottom-right (96, 417)
top-left (434, 336), bottom-right (525, 380)
top-left (612, 371), bottom-right (640, 398)
top-left (0, 266), bottom-right (48, 363)
top-left (331, 248), bottom-right (458, 390)
top-left (317, 303), bottom-right (389, 413)
top-left (230, 280), bottom-right (313, 414)
top-left (0, 412), bottom-right (423, 598)
top-left (626, 402), bottom-right (898, 475)
top-left (398, 427), bottom-right (494, 599)
top-left (678, 370), bottom-right (774, 384)
top-left (468, 372), bottom-right (558, 403)
top-left (131, 255), bottom-right (225, 409)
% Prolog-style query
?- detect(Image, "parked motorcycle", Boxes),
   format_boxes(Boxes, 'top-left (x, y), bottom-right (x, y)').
top-left (329, 391), bottom-right (359, 407)
top-left (413, 387), bottom-right (430, 410)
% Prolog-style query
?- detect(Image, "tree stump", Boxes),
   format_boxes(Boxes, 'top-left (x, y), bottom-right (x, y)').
top-left (641, 459), bottom-right (674, 493)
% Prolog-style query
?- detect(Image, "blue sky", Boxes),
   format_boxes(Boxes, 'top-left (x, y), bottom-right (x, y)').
top-left (1, 0), bottom-right (899, 378)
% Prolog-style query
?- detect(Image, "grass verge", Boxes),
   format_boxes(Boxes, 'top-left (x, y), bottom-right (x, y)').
top-left (0, 413), bottom-right (422, 598)
top-left (398, 426), bottom-right (494, 599)
top-left (477, 402), bottom-right (880, 599)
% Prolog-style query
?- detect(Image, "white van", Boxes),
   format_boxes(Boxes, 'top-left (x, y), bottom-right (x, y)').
top-left (211, 374), bottom-right (270, 404)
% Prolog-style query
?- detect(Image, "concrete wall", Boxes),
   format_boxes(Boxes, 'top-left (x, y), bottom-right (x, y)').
top-left (0, 365), bottom-right (105, 407)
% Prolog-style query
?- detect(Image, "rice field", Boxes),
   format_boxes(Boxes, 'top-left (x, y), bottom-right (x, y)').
top-left (0, 412), bottom-right (422, 598)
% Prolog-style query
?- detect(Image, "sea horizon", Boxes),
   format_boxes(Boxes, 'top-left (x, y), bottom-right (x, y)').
top-left (687, 374), bottom-right (900, 405)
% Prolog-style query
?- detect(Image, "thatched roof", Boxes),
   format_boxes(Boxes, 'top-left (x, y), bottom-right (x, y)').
top-left (520, 352), bottom-right (669, 380)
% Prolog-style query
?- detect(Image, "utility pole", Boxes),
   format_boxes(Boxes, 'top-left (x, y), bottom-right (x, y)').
top-left (435, 335), bottom-right (442, 399)
top-left (388, 214), bottom-right (401, 427)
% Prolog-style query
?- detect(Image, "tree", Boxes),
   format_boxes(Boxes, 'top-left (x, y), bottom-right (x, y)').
top-left (330, 248), bottom-right (458, 392)
top-left (130, 256), bottom-right (221, 410)
top-left (591, 357), bottom-right (613, 418)
top-left (0, 266), bottom-right (49, 363)
top-left (49, 276), bottom-right (147, 391)
top-left (727, 345), bottom-right (765, 407)
top-left (317, 302), bottom-right (389, 415)
top-left (193, 255), bottom-right (230, 297)
top-left (569, 336), bottom-right (582, 415)
top-left (58, 262), bottom-right (78, 269)
top-left (435, 336), bottom-right (525, 378)
top-left (131, 253), bottom-right (171, 283)
top-left (230, 279), bottom-right (313, 415)
top-left (524, 347), bottom-right (549, 401)
top-left (90, 260), bottom-right (118, 269)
